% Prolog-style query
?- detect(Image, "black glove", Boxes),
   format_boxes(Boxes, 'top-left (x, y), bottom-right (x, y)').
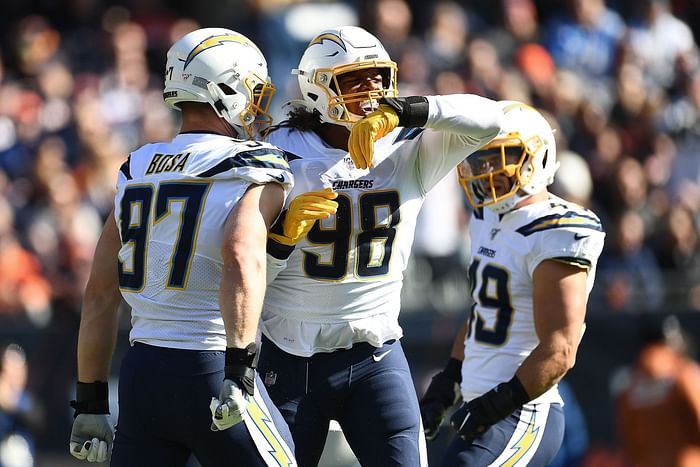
top-left (420, 358), bottom-right (463, 441)
top-left (450, 375), bottom-right (530, 442)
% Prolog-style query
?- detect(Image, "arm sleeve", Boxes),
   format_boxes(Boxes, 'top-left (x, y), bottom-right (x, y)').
top-left (526, 229), bottom-right (606, 278)
top-left (416, 94), bottom-right (502, 193)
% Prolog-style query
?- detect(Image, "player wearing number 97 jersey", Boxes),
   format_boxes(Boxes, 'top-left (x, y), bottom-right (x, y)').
top-left (69, 28), bottom-right (298, 467)
top-left (420, 101), bottom-right (605, 467)
top-left (256, 26), bottom-right (503, 467)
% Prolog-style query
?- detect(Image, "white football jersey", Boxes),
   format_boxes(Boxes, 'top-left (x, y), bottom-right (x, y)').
top-left (263, 94), bottom-right (503, 357)
top-left (460, 194), bottom-right (605, 404)
top-left (115, 133), bottom-right (292, 351)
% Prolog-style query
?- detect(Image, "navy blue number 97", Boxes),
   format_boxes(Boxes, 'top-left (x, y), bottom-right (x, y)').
top-left (118, 182), bottom-right (210, 291)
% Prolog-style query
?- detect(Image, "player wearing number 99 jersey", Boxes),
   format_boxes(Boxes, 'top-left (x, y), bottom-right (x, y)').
top-left (256, 26), bottom-right (503, 467)
top-left (420, 101), bottom-right (605, 467)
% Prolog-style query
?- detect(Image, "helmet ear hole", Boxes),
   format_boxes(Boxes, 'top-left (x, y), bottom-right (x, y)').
top-left (213, 99), bottom-right (226, 112)
top-left (218, 83), bottom-right (237, 95)
top-left (542, 149), bottom-right (548, 168)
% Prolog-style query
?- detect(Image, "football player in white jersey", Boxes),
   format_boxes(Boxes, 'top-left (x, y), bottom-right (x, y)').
top-left (419, 102), bottom-right (605, 466)
top-left (256, 26), bottom-right (503, 467)
top-left (67, 28), bottom-right (305, 466)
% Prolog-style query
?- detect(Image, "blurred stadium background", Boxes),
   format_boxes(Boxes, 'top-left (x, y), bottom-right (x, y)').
top-left (1, 0), bottom-right (700, 465)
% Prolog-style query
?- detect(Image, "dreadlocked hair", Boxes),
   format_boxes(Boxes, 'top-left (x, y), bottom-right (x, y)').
top-left (272, 106), bottom-right (323, 132)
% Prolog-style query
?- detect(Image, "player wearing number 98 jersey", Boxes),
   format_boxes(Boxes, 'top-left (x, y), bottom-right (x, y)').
top-left (256, 26), bottom-right (503, 467)
top-left (420, 101), bottom-right (605, 467)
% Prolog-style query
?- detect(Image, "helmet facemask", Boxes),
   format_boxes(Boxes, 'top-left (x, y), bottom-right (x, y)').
top-left (457, 101), bottom-right (557, 214)
top-left (295, 27), bottom-right (398, 128)
top-left (311, 61), bottom-right (398, 125)
top-left (207, 72), bottom-right (275, 139)
top-left (458, 132), bottom-right (546, 213)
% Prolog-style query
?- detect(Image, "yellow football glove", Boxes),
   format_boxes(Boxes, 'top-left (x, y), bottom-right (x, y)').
top-left (268, 188), bottom-right (338, 246)
top-left (348, 104), bottom-right (399, 170)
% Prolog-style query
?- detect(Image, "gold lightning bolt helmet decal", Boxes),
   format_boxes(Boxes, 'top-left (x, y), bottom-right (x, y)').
top-left (308, 33), bottom-right (346, 51)
top-left (184, 34), bottom-right (260, 70)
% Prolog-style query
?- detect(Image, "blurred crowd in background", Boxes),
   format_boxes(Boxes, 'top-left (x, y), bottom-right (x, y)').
top-left (1, 0), bottom-right (700, 465)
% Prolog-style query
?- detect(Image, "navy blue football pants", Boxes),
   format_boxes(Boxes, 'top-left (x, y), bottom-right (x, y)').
top-left (111, 342), bottom-right (295, 467)
top-left (257, 335), bottom-right (424, 467)
top-left (440, 402), bottom-right (565, 466)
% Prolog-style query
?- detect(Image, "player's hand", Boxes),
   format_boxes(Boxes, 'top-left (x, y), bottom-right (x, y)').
top-left (268, 188), bottom-right (338, 246)
top-left (420, 358), bottom-right (462, 441)
top-left (449, 400), bottom-right (488, 443)
top-left (211, 344), bottom-right (257, 431)
top-left (210, 379), bottom-right (248, 431)
top-left (69, 414), bottom-right (114, 462)
top-left (450, 376), bottom-right (527, 442)
top-left (348, 104), bottom-right (399, 169)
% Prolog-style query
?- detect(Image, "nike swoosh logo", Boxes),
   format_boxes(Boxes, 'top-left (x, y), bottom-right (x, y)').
top-left (574, 233), bottom-right (589, 240)
top-left (272, 174), bottom-right (285, 183)
top-left (459, 412), bottom-right (471, 431)
top-left (372, 350), bottom-right (392, 362)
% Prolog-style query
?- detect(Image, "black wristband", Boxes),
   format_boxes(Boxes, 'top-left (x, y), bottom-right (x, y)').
top-left (224, 343), bottom-right (257, 396)
top-left (478, 375), bottom-right (531, 424)
top-left (444, 358), bottom-right (463, 383)
top-left (224, 343), bottom-right (257, 369)
top-left (503, 375), bottom-right (530, 407)
top-left (70, 381), bottom-right (110, 417)
top-left (380, 96), bottom-right (429, 128)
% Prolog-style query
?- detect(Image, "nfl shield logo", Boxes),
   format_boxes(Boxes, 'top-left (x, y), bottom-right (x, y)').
top-left (264, 371), bottom-right (277, 387)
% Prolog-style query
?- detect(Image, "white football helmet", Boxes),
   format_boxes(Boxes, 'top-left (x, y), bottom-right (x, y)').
top-left (457, 101), bottom-right (559, 214)
top-left (294, 26), bottom-right (398, 127)
top-left (163, 28), bottom-right (275, 138)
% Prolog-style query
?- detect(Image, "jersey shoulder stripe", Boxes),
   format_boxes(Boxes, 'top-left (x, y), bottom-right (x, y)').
top-left (196, 148), bottom-right (289, 178)
top-left (393, 127), bottom-right (424, 143)
top-left (516, 210), bottom-right (603, 236)
top-left (120, 155), bottom-right (132, 180)
top-left (550, 256), bottom-right (592, 269)
top-left (284, 150), bottom-right (303, 162)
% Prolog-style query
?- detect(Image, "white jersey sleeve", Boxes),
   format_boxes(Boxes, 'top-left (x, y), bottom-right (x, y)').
top-left (115, 133), bottom-right (292, 351)
top-left (416, 94), bottom-right (502, 193)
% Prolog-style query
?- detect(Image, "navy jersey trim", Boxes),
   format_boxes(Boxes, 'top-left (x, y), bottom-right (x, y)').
top-left (283, 150), bottom-right (302, 162)
top-left (516, 211), bottom-right (603, 236)
top-left (196, 148), bottom-right (289, 178)
top-left (550, 256), bottom-right (592, 269)
top-left (393, 127), bottom-right (424, 143)
top-left (119, 155), bottom-right (132, 180)
top-left (266, 238), bottom-right (294, 260)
